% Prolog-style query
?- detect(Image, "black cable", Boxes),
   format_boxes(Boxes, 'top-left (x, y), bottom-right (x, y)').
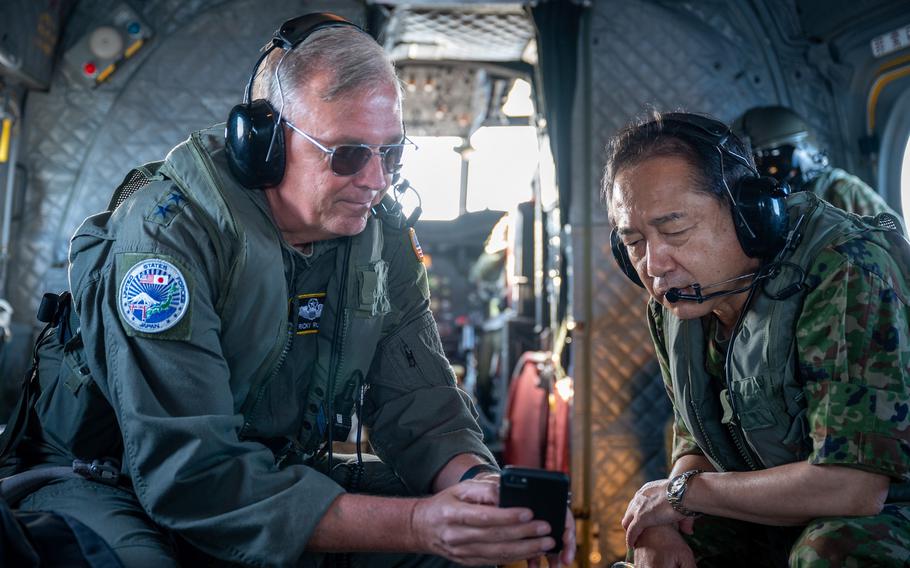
top-left (349, 382), bottom-right (365, 494)
top-left (325, 240), bottom-right (353, 477)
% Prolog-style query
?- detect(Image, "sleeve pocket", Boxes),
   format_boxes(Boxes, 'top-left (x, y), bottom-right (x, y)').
top-left (369, 311), bottom-right (456, 391)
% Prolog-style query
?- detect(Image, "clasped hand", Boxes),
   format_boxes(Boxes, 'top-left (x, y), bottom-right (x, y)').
top-left (622, 479), bottom-right (695, 549)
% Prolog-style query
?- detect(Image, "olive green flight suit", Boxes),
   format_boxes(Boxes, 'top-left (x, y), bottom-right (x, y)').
top-left (15, 128), bottom-right (493, 567)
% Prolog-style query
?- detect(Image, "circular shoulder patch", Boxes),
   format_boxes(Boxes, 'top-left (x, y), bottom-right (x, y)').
top-left (118, 259), bottom-right (189, 333)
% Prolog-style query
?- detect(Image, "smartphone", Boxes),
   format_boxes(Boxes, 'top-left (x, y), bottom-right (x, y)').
top-left (498, 466), bottom-right (570, 553)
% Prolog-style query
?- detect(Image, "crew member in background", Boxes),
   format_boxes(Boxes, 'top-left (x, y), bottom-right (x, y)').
top-left (733, 105), bottom-right (901, 219)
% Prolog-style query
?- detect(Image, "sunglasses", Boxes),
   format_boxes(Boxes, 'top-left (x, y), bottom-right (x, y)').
top-left (283, 119), bottom-right (416, 177)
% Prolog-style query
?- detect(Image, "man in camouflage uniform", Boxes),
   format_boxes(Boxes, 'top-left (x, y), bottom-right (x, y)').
top-left (603, 112), bottom-right (910, 567)
top-left (733, 105), bottom-right (901, 219)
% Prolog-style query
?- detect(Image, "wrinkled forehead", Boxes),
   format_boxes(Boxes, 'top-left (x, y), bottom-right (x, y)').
top-left (289, 78), bottom-right (404, 135)
top-left (298, 72), bottom-right (402, 108)
top-left (608, 157), bottom-right (707, 229)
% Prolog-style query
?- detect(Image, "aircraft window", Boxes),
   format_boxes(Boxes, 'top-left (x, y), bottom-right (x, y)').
top-left (399, 136), bottom-right (463, 220)
top-left (398, 125), bottom-right (553, 221)
top-left (902, 135), bottom-right (910, 235)
top-left (466, 126), bottom-right (538, 213)
top-left (538, 131), bottom-right (558, 209)
top-left (502, 78), bottom-right (534, 117)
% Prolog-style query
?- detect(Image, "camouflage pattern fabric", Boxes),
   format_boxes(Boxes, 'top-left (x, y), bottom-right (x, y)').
top-left (651, 226), bottom-right (910, 479)
top-left (674, 504), bottom-right (910, 567)
top-left (792, 503), bottom-right (910, 566)
top-left (797, 235), bottom-right (910, 478)
top-left (645, 205), bottom-right (910, 563)
top-left (808, 168), bottom-right (901, 220)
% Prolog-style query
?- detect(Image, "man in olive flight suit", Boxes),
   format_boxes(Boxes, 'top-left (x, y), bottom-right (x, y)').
top-left (4, 14), bottom-right (575, 568)
top-left (734, 105), bottom-right (901, 219)
top-left (606, 112), bottom-right (910, 567)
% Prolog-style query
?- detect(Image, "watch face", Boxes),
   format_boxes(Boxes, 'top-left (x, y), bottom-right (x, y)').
top-left (670, 476), bottom-right (685, 494)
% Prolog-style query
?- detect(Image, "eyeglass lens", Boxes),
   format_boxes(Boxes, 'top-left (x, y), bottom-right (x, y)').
top-left (332, 144), bottom-right (405, 176)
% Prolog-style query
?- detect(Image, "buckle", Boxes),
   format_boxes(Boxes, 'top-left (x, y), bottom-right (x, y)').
top-left (72, 458), bottom-right (121, 486)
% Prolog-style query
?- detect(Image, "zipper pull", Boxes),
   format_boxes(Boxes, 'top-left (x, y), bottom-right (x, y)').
top-left (404, 345), bottom-right (417, 368)
top-left (719, 388), bottom-right (735, 425)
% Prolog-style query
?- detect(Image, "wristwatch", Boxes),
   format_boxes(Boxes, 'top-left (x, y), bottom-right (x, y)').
top-left (459, 463), bottom-right (500, 482)
top-left (667, 469), bottom-right (703, 517)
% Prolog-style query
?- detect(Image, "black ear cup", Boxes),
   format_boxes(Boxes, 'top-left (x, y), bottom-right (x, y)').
top-left (660, 114), bottom-right (790, 260)
top-left (611, 228), bottom-right (644, 288)
top-left (225, 99), bottom-right (286, 189)
top-left (730, 176), bottom-right (789, 259)
top-left (224, 13), bottom-right (364, 189)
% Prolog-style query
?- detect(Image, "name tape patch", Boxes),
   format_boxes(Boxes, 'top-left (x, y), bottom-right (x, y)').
top-left (119, 259), bottom-right (189, 333)
top-left (296, 293), bottom-right (325, 335)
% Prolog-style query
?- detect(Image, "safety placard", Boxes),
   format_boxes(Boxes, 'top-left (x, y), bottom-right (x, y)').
top-left (871, 24), bottom-right (910, 58)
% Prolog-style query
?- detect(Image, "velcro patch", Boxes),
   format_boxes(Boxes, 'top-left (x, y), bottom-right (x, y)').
top-left (295, 293), bottom-right (325, 335)
top-left (145, 189), bottom-right (188, 226)
top-left (118, 256), bottom-right (190, 337)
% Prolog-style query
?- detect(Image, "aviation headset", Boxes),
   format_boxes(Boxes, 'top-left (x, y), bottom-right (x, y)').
top-left (610, 113), bottom-right (790, 288)
top-left (224, 13), bottom-right (364, 189)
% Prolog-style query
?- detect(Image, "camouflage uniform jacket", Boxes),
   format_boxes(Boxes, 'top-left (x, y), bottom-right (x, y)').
top-left (649, 192), bottom-right (910, 483)
top-left (54, 127), bottom-right (492, 566)
top-left (808, 167), bottom-right (901, 219)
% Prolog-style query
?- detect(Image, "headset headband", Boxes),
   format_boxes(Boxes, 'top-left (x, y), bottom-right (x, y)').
top-left (274, 13), bottom-right (360, 50)
top-left (226, 13), bottom-right (368, 189)
top-left (243, 13), bottom-right (363, 104)
top-left (658, 113), bottom-right (759, 176)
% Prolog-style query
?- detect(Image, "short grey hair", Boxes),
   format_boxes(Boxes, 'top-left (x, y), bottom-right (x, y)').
top-left (251, 26), bottom-right (402, 118)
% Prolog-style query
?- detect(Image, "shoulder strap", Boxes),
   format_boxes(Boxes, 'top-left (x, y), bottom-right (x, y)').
top-left (106, 161), bottom-right (166, 212)
top-left (0, 293), bottom-right (74, 469)
top-left (868, 212), bottom-right (910, 300)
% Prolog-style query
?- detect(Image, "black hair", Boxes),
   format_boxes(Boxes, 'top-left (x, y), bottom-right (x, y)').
top-left (601, 110), bottom-right (756, 219)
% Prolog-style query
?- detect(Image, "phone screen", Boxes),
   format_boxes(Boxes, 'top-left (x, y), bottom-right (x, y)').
top-left (498, 466), bottom-right (570, 553)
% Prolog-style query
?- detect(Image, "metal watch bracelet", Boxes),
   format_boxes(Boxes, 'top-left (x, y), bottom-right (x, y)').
top-left (667, 469), bottom-right (703, 517)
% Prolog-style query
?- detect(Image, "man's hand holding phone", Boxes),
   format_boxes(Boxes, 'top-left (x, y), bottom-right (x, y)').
top-left (498, 466), bottom-right (576, 567)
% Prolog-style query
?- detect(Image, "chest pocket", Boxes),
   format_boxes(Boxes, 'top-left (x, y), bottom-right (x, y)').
top-left (729, 375), bottom-right (781, 431)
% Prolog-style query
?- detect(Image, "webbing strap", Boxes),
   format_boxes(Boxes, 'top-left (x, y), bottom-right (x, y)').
top-left (106, 162), bottom-right (165, 212)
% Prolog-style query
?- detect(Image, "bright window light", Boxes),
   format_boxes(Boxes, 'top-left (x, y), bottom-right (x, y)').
top-left (398, 136), bottom-right (463, 221)
top-left (502, 79), bottom-right (534, 117)
top-left (466, 126), bottom-right (538, 213)
top-left (539, 132), bottom-right (558, 209)
top-left (397, 126), bottom-right (554, 221)
top-left (902, 135), bottom-right (910, 236)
